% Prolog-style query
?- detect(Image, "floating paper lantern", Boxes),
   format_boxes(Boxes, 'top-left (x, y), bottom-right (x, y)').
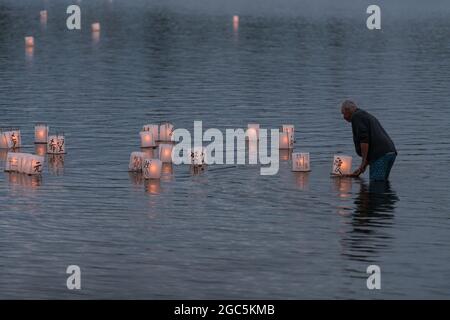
top-left (279, 131), bottom-right (294, 149)
top-left (5, 152), bottom-right (43, 175)
top-left (159, 122), bottom-right (174, 142)
top-left (40, 10), bottom-right (47, 24)
top-left (47, 134), bottom-right (66, 154)
top-left (233, 15), bottom-right (239, 32)
top-left (331, 155), bottom-right (352, 176)
top-left (247, 123), bottom-right (259, 140)
top-left (128, 151), bottom-right (146, 172)
top-left (282, 124), bottom-right (295, 142)
top-left (159, 144), bottom-right (173, 163)
top-left (140, 131), bottom-right (156, 148)
top-left (21, 154), bottom-right (44, 175)
top-left (189, 147), bottom-right (207, 166)
top-left (25, 36), bottom-right (34, 47)
top-left (143, 158), bottom-right (162, 179)
top-left (91, 22), bottom-right (101, 32)
top-left (35, 124), bottom-right (48, 144)
top-left (142, 124), bottom-right (159, 141)
top-left (0, 129), bottom-right (21, 149)
top-left (292, 152), bottom-right (310, 172)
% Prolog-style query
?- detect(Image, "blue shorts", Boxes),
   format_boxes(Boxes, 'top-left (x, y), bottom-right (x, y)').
top-left (369, 152), bottom-right (396, 181)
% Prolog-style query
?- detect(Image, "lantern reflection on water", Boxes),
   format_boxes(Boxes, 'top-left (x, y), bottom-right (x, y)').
top-left (294, 172), bottom-right (310, 191)
top-left (35, 124), bottom-right (49, 144)
top-left (279, 131), bottom-right (294, 149)
top-left (91, 22), bottom-right (101, 32)
top-left (333, 177), bottom-right (353, 199)
top-left (159, 144), bottom-right (173, 163)
top-left (35, 144), bottom-right (46, 157)
top-left (159, 122), bottom-right (174, 142)
top-left (8, 172), bottom-right (42, 188)
top-left (292, 152), bottom-right (310, 172)
top-left (48, 154), bottom-right (64, 176)
top-left (47, 135), bottom-right (66, 154)
top-left (331, 155), bottom-right (352, 176)
top-left (140, 131), bottom-right (156, 148)
top-left (279, 149), bottom-right (292, 161)
top-left (143, 158), bottom-right (162, 179)
top-left (128, 152), bottom-right (146, 172)
top-left (145, 179), bottom-right (161, 194)
top-left (40, 10), bottom-right (47, 24)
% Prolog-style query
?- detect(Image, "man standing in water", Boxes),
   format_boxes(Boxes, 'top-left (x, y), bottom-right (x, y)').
top-left (341, 100), bottom-right (397, 181)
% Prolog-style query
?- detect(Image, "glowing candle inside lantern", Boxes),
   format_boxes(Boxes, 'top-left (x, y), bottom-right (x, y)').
top-left (128, 151), bottom-right (147, 172)
top-left (331, 155), bottom-right (352, 176)
top-left (247, 123), bottom-right (259, 140)
top-left (91, 22), bottom-right (101, 32)
top-left (35, 124), bottom-right (49, 144)
top-left (279, 131), bottom-right (294, 149)
top-left (159, 144), bottom-right (173, 163)
top-left (143, 158), bottom-right (162, 179)
top-left (159, 122), bottom-right (174, 142)
top-left (5, 152), bottom-right (21, 172)
top-left (292, 152), bottom-right (310, 172)
top-left (142, 124), bottom-right (159, 141)
top-left (25, 36), bottom-right (34, 47)
top-left (47, 135), bottom-right (66, 154)
top-left (140, 131), bottom-right (156, 148)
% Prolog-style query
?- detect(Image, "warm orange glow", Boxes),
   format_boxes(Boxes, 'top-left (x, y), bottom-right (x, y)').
top-left (25, 36), bottom-right (34, 47)
top-left (91, 22), bottom-right (101, 32)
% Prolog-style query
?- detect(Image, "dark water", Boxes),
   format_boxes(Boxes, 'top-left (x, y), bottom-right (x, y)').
top-left (0, 0), bottom-right (449, 299)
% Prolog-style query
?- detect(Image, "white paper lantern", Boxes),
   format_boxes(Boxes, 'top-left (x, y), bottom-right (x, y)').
top-left (35, 124), bottom-right (49, 144)
top-left (331, 155), bottom-right (352, 176)
top-left (0, 130), bottom-right (21, 149)
top-left (282, 124), bottom-right (295, 141)
top-left (159, 122), bottom-right (174, 142)
top-left (279, 131), bottom-right (294, 149)
top-left (189, 147), bottom-right (207, 166)
top-left (140, 131), bottom-right (156, 148)
top-left (292, 152), bottom-right (310, 172)
top-left (247, 123), bottom-right (259, 140)
top-left (47, 135), bottom-right (66, 154)
top-left (128, 151), bottom-right (147, 172)
top-left (25, 36), bottom-right (34, 47)
top-left (91, 22), bottom-right (101, 32)
top-left (5, 152), bottom-right (22, 172)
top-left (142, 124), bottom-right (159, 141)
top-left (143, 158), bottom-right (162, 179)
top-left (159, 144), bottom-right (173, 163)
top-left (20, 154), bottom-right (44, 175)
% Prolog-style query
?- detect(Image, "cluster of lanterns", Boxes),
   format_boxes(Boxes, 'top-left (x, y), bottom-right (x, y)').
top-left (1, 124), bottom-right (66, 177)
top-left (129, 122), bottom-right (176, 180)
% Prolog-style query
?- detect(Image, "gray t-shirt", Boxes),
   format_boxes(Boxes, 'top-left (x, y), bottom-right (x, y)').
top-left (351, 109), bottom-right (397, 163)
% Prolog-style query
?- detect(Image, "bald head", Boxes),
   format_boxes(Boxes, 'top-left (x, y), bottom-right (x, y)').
top-left (341, 100), bottom-right (358, 122)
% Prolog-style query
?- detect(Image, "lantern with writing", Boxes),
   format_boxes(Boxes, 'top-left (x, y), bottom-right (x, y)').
top-left (247, 124), bottom-right (259, 140)
top-left (0, 129), bottom-right (21, 149)
top-left (282, 124), bottom-right (295, 141)
top-left (21, 154), bottom-right (44, 175)
top-left (25, 36), bottom-right (34, 48)
top-left (292, 152), bottom-right (310, 172)
top-left (142, 124), bottom-right (159, 141)
top-left (159, 144), bottom-right (173, 163)
top-left (279, 131), bottom-right (294, 149)
top-left (331, 155), bottom-right (352, 176)
top-left (159, 122), bottom-right (174, 142)
top-left (35, 124), bottom-right (49, 144)
top-left (140, 131), bottom-right (156, 148)
top-left (47, 134), bottom-right (66, 154)
top-left (143, 158), bottom-right (162, 179)
top-left (128, 151), bottom-right (147, 172)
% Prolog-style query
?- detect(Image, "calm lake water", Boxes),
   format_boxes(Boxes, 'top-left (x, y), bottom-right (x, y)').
top-left (0, 0), bottom-right (449, 299)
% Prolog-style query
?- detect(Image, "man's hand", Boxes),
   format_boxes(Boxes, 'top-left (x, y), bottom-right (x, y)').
top-left (350, 164), bottom-right (367, 177)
